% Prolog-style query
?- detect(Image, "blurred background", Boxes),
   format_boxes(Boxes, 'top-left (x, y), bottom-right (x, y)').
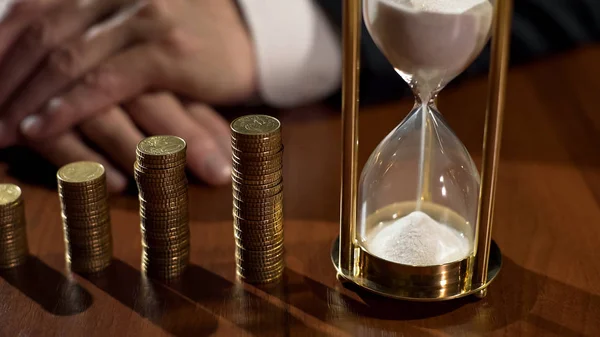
top-left (0, 0), bottom-right (598, 192)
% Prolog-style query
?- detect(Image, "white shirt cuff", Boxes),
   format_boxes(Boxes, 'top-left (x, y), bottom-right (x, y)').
top-left (236, 0), bottom-right (342, 108)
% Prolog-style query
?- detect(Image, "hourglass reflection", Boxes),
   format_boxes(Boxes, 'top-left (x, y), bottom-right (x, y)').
top-left (333, 0), bottom-right (511, 301)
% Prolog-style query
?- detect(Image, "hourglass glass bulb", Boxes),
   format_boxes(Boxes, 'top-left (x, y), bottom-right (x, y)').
top-left (358, 104), bottom-right (480, 266)
top-left (357, 0), bottom-right (494, 267)
top-left (364, 0), bottom-right (493, 100)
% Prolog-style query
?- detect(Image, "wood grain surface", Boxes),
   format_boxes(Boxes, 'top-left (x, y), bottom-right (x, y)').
top-left (1, 46), bottom-right (600, 336)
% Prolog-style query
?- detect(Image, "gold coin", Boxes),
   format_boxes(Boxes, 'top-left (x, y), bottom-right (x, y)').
top-left (233, 203), bottom-right (283, 217)
top-left (143, 245), bottom-right (190, 256)
top-left (141, 215), bottom-right (189, 225)
top-left (68, 259), bottom-right (111, 274)
top-left (135, 151), bottom-right (186, 161)
top-left (0, 241), bottom-right (28, 255)
top-left (233, 192), bottom-right (283, 208)
top-left (134, 161), bottom-right (186, 174)
top-left (137, 135), bottom-right (187, 157)
top-left (233, 213), bottom-right (283, 227)
top-left (232, 168), bottom-right (282, 181)
top-left (0, 203), bottom-right (25, 218)
top-left (0, 229), bottom-right (27, 242)
top-left (235, 241), bottom-right (284, 255)
top-left (142, 254), bottom-right (189, 265)
top-left (60, 196), bottom-right (108, 209)
top-left (141, 226), bottom-right (189, 237)
top-left (235, 235), bottom-right (283, 250)
top-left (235, 247), bottom-right (284, 260)
top-left (236, 259), bottom-right (285, 272)
top-left (235, 237), bottom-right (283, 250)
top-left (0, 256), bottom-right (28, 269)
top-left (232, 206), bottom-right (283, 220)
top-left (237, 258), bottom-right (285, 268)
top-left (231, 140), bottom-right (282, 153)
top-left (236, 269), bottom-right (284, 284)
top-left (234, 225), bottom-right (284, 239)
top-left (235, 255), bottom-right (284, 268)
top-left (234, 224), bottom-right (283, 237)
top-left (232, 164), bottom-right (282, 177)
top-left (232, 156), bottom-right (282, 169)
top-left (67, 244), bottom-right (112, 256)
top-left (232, 175), bottom-right (282, 187)
top-left (61, 206), bottom-right (110, 218)
top-left (58, 179), bottom-right (105, 189)
top-left (143, 234), bottom-right (189, 246)
top-left (231, 132), bottom-right (281, 143)
top-left (233, 177), bottom-right (282, 190)
top-left (57, 161), bottom-right (105, 184)
top-left (233, 186), bottom-right (283, 201)
top-left (142, 244), bottom-right (190, 256)
top-left (58, 189), bottom-right (107, 201)
top-left (231, 115), bottom-right (280, 137)
top-left (0, 184), bottom-right (21, 206)
top-left (232, 145), bottom-right (283, 158)
top-left (232, 151), bottom-right (282, 164)
top-left (142, 254), bottom-right (190, 265)
top-left (134, 174), bottom-right (187, 184)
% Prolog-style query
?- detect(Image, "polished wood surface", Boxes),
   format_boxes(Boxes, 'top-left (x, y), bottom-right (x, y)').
top-left (1, 46), bottom-right (600, 336)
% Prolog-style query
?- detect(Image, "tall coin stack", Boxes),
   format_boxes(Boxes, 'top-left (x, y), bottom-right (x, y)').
top-left (135, 135), bottom-right (190, 280)
top-left (58, 162), bottom-right (112, 274)
top-left (0, 184), bottom-right (29, 269)
top-left (231, 115), bottom-right (284, 284)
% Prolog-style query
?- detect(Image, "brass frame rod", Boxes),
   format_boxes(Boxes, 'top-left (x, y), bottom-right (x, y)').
top-left (474, 0), bottom-right (513, 290)
top-left (339, 0), bottom-right (362, 273)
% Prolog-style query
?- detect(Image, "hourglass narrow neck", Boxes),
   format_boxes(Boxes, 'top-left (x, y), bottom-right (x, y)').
top-left (415, 93), bottom-right (439, 108)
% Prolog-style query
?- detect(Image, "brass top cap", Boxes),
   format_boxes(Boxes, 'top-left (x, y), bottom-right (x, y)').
top-left (231, 115), bottom-right (280, 135)
top-left (0, 184), bottom-right (21, 205)
top-left (57, 161), bottom-right (105, 183)
top-left (137, 135), bottom-right (187, 156)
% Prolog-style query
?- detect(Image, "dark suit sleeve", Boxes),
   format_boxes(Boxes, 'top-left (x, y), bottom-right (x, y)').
top-left (316, 0), bottom-right (600, 105)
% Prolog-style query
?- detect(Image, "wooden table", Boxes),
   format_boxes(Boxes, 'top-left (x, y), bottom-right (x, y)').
top-left (1, 46), bottom-right (600, 336)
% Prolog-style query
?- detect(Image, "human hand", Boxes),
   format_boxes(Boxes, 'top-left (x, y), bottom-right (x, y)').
top-left (29, 92), bottom-right (233, 192)
top-left (0, 0), bottom-right (255, 147)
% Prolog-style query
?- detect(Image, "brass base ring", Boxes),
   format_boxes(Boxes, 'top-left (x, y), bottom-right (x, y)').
top-left (330, 236), bottom-right (502, 302)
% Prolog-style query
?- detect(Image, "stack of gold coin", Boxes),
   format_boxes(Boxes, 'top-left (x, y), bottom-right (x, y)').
top-left (58, 162), bottom-right (112, 274)
top-left (231, 115), bottom-right (284, 284)
top-left (134, 135), bottom-right (190, 280)
top-left (0, 184), bottom-right (29, 269)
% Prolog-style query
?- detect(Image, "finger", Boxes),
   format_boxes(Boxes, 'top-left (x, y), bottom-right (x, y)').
top-left (6, 10), bottom-right (146, 143)
top-left (9, 45), bottom-right (158, 146)
top-left (185, 103), bottom-right (232, 155)
top-left (79, 106), bottom-right (144, 173)
top-left (0, 0), bottom-right (60, 60)
top-left (28, 130), bottom-right (128, 192)
top-left (126, 92), bottom-right (232, 186)
top-left (0, 0), bottom-right (129, 107)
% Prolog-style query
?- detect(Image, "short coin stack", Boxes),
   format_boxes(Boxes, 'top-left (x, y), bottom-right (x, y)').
top-left (58, 162), bottom-right (112, 274)
top-left (231, 115), bottom-right (284, 284)
top-left (0, 184), bottom-right (29, 269)
top-left (134, 135), bottom-right (190, 280)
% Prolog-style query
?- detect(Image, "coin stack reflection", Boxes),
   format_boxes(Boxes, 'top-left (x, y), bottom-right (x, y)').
top-left (135, 135), bottom-right (190, 280)
top-left (231, 115), bottom-right (284, 284)
top-left (0, 184), bottom-right (29, 269)
top-left (58, 162), bottom-right (112, 274)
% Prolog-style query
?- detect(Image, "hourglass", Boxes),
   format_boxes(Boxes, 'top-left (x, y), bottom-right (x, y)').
top-left (331, 0), bottom-right (512, 300)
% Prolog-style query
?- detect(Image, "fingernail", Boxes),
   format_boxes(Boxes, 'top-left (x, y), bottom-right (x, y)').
top-left (20, 115), bottom-right (43, 136)
top-left (205, 153), bottom-right (232, 185)
top-left (46, 97), bottom-right (63, 115)
top-left (105, 171), bottom-right (127, 192)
